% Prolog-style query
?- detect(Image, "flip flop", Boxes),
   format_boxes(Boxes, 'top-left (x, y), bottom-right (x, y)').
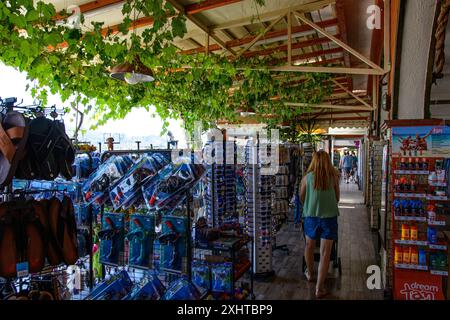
top-left (0, 203), bottom-right (19, 278)
top-left (0, 112), bottom-right (29, 187)
top-left (35, 200), bottom-right (63, 266)
top-left (48, 197), bottom-right (79, 266)
top-left (52, 121), bottom-right (75, 180)
top-left (27, 116), bottom-right (60, 180)
top-left (21, 202), bottom-right (46, 273)
top-left (60, 196), bottom-right (79, 265)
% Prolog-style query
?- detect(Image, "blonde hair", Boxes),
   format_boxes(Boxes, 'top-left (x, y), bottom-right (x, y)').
top-left (307, 150), bottom-right (338, 190)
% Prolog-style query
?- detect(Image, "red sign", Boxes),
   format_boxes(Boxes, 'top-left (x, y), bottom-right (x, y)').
top-left (394, 270), bottom-right (445, 300)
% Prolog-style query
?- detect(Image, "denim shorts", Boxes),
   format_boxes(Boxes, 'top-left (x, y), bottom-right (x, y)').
top-left (303, 216), bottom-right (338, 241)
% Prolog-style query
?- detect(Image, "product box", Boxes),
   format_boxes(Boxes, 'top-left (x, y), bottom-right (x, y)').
top-left (99, 212), bottom-right (125, 265)
top-left (109, 154), bottom-right (169, 210)
top-left (211, 262), bottom-right (233, 293)
top-left (85, 270), bottom-right (133, 300)
top-left (122, 273), bottom-right (166, 300)
top-left (192, 260), bottom-right (211, 291)
top-left (162, 278), bottom-right (203, 300)
top-left (126, 214), bottom-right (155, 268)
top-left (158, 216), bottom-right (188, 273)
top-left (82, 155), bottom-right (133, 206)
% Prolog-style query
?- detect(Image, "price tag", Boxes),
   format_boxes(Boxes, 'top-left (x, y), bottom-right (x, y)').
top-left (16, 262), bottom-right (29, 278)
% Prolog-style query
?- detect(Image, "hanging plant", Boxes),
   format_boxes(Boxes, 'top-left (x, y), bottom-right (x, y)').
top-left (0, 0), bottom-right (332, 135)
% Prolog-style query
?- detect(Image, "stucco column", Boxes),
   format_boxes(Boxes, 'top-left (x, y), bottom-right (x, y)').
top-left (396, 0), bottom-right (438, 119)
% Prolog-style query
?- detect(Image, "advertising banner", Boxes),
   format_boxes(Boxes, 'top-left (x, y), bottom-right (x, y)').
top-left (392, 125), bottom-right (450, 157)
top-left (394, 270), bottom-right (445, 300)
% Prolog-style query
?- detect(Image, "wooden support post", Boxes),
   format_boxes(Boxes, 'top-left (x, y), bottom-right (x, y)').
top-left (288, 9), bottom-right (292, 65)
top-left (384, 0), bottom-right (391, 72)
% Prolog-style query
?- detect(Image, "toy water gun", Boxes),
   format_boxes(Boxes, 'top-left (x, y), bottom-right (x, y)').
top-left (98, 217), bottom-right (120, 260)
top-left (157, 220), bottom-right (181, 268)
top-left (125, 218), bottom-right (147, 265)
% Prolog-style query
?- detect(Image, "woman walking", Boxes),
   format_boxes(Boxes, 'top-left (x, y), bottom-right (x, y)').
top-left (300, 150), bottom-right (340, 299)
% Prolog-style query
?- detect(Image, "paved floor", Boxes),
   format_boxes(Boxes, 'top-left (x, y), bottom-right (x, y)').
top-left (253, 181), bottom-right (383, 300)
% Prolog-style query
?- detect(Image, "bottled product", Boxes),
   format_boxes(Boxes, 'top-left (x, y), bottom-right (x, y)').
top-left (394, 200), bottom-right (401, 216)
top-left (417, 200), bottom-right (425, 216)
top-left (427, 227), bottom-right (437, 244)
top-left (410, 200), bottom-right (417, 216)
top-left (422, 158), bottom-right (428, 170)
top-left (394, 246), bottom-right (403, 264)
top-left (403, 247), bottom-right (411, 264)
top-left (394, 179), bottom-right (401, 192)
top-left (418, 249), bottom-right (427, 266)
top-left (410, 225), bottom-right (418, 241)
top-left (408, 158), bottom-right (414, 170)
top-left (410, 248), bottom-right (418, 265)
top-left (415, 158), bottom-right (421, 170)
top-left (401, 224), bottom-right (410, 240)
top-left (400, 158), bottom-right (407, 170)
top-left (410, 177), bottom-right (416, 192)
top-left (428, 210), bottom-right (436, 222)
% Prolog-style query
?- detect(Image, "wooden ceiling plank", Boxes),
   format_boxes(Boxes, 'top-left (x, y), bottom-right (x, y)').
top-left (166, 0), bottom-right (237, 56)
top-left (211, 0), bottom-right (336, 30)
top-left (181, 18), bottom-right (338, 55)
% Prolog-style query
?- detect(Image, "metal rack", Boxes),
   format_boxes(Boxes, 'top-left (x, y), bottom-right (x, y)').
top-left (244, 137), bottom-right (275, 277)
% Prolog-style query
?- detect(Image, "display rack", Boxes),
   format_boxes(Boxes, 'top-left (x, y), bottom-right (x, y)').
top-left (383, 120), bottom-right (450, 300)
top-left (204, 140), bottom-right (237, 227)
top-left (244, 137), bottom-right (274, 277)
top-left (272, 145), bottom-right (290, 254)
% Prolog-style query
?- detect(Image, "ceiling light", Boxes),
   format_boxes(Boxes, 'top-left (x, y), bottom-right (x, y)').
top-left (110, 60), bottom-right (154, 85)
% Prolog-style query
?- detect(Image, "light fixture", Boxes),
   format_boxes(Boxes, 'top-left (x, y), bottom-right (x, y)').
top-left (110, 59), bottom-right (154, 85)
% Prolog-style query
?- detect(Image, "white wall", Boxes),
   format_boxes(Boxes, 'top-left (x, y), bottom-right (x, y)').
top-left (397, 0), bottom-right (438, 119)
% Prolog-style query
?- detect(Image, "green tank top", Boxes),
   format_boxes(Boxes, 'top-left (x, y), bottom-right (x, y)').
top-left (303, 172), bottom-right (339, 218)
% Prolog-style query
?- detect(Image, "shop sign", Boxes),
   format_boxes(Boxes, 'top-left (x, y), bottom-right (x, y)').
top-left (394, 270), bottom-right (445, 300)
top-left (392, 125), bottom-right (450, 157)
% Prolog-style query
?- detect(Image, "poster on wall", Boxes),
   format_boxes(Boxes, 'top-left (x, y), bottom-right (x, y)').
top-left (392, 125), bottom-right (450, 157)
top-left (394, 270), bottom-right (445, 300)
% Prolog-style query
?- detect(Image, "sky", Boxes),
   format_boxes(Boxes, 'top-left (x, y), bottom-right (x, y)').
top-left (0, 63), bottom-right (187, 150)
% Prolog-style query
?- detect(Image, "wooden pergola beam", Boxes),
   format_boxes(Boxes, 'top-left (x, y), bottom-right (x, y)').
top-left (294, 12), bottom-right (385, 73)
top-left (243, 35), bottom-right (340, 58)
top-left (274, 47), bottom-right (343, 64)
top-left (210, 0), bottom-right (335, 30)
top-left (269, 65), bottom-right (385, 75)
top-left (181, 18), bottom-right (338, 55)
top-left (186, 0), bottom-right (243, 15)
top-left (284, 102), bottom-right (375, 111)
top-left (166, 0), bottom-right (237, 56)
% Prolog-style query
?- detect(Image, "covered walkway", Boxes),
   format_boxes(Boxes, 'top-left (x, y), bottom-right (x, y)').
top-left (254, 182), bottom-right (383, 300)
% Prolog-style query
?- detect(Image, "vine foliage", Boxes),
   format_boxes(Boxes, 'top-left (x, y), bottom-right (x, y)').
top-left (0, 0), bottom-right (332, 134)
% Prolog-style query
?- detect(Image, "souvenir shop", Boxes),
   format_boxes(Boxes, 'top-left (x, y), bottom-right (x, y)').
top-left (0, 97), bottom-right (311, 300)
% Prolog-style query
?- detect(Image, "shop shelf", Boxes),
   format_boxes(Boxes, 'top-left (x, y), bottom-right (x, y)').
top-left (428, 182), bottom-right (447, 187)
top-left (426, 195), bottom-right (448, 201)
top-left (395, 264), bottom-right (428, 271)
top-left (394, 216), bottom-right (427, 222)
top-left (428, 220), bottom-right (446, 226)
top-left (394, 239), bottom-right (428, 246)
top-left (394, 193), bottom-right (427, 198)
top-left (394, 170), bottom-right (429, 175)
top-left (428, 244), bottom-right (447, 251)
top-left (430, 270), bottom-right (448, 276)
